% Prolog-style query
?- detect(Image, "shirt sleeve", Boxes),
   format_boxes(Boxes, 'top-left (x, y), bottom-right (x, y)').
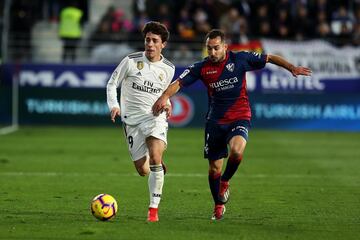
top-left (106, 57), bottom-right (129, 110)
top-left (165, 67), bottom-right (175, 89)
top-left (164, 67), bottom-right (175, 107)
top-left (178, 62), bottom-right (202, 87)
top-left (239, 51), bottom-right (267, 71)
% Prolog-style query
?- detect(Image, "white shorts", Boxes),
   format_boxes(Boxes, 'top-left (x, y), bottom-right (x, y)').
top-left (123, 120), bottom-right (168, 161)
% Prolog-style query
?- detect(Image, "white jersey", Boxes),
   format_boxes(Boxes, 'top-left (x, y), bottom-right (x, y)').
top-left (107, 51), bottom-right (175, 126)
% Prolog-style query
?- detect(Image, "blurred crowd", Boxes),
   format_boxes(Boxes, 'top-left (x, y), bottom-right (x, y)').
top-left (4, 0), bottom-right (360, 63)
top-left (91, 0), bottom-right (360, 47)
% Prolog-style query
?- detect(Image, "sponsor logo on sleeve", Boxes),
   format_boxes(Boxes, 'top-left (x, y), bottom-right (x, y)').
top-left (179, 69), bottom-right (190, 79)
top-left (111, 70), bottom-right (118, 80)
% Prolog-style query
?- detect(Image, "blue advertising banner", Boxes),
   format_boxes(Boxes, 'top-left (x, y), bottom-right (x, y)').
top-left (1, 62), bottom-right (360, 131)
top-left (250, 93), bottom-right (360, 131)
top-left (2, 63), bottom-right (360, 93)
top-left (13, 87), bottom-right (360, 131)
top-left (174, 67), bottom-right (360, 93)
top-left (17, 88), bottom-right (110, 125)
top-left (2, 63), bottom-right (114, 88)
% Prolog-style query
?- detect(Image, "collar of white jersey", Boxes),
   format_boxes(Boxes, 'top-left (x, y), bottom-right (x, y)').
top-left (142, 51), bottom-right (164, 65)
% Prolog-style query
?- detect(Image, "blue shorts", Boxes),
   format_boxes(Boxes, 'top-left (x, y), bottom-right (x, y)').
top-left (204, 120), bottom-right (250, 161)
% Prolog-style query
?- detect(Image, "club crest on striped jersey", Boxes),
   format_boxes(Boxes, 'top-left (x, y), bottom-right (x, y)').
top-left (137, 61), bottom-right (144, 70)
top-left (159, 73), bottom-right (164, 81)
top-left (226, 63), bottom-right (234, 72)
top-left (252, 52), bottom-right (261, 58)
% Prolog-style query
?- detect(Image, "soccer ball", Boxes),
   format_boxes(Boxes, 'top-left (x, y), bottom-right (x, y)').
top-left (90, 193), bottom-right (118, 221)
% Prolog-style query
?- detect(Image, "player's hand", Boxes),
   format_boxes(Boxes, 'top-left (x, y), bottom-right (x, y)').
top-left (152, 96), bottom-right (168, 116)
top-left (291, 66), bottom-right (312, 77)
top-left (110, 107), bottom-right (120, 123)
top-left (163, 104), bottom-right (172, 119)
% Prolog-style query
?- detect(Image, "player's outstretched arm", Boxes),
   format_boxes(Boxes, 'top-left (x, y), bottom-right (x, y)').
top-left (110, 107), bottom-right (121, 123)
top-left (153, 79), bottom-right (181, 116)
top-left (267, 54), bottom-right (312, 77)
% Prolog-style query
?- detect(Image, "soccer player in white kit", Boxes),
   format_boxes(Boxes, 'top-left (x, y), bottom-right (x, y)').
top-left (106, 22), bottom-right (175, 222)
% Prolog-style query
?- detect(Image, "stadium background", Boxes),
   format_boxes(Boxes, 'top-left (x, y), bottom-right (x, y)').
top-left (1, 1), bottom-right (360, 239)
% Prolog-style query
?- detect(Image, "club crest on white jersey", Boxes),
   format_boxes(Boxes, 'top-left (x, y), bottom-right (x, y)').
top-left (137, 61), bottom-right (144, 70)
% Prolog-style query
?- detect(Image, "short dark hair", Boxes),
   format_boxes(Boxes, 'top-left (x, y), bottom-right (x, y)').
top-left (205, 29), bottom-right (225, 43)
top-left (142, 21), bottom-right (170, 43)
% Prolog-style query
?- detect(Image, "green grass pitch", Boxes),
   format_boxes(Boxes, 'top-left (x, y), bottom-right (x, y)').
top-left (0, 126), bottom-right (359, 239)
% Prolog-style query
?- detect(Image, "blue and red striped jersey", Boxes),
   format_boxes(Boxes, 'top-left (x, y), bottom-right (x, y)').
top-left (179, 51), bottom-right (267, 124)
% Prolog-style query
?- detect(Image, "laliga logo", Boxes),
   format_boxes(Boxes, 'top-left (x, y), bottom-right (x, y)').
top-left (168, 94), bottom-right (194, 127)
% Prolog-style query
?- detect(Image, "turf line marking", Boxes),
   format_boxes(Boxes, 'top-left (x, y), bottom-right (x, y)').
top-left (0, 172), bottom-right (358, 179)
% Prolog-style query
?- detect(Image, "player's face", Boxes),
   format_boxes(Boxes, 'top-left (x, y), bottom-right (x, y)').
top-left (206, 36), bottom-right (228, 63)
top-left (144, 32), bottom-right (166, 62)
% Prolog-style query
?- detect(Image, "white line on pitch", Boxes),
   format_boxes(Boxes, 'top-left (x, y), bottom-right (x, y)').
top-left (0, 172), bottom-right (358, 179)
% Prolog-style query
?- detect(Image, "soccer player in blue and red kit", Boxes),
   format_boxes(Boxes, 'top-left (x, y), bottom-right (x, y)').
top-left (152, 29), bottom-right (312, 220)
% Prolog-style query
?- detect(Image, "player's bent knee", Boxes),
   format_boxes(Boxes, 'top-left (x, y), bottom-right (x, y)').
top-left (208, 166), bottom-right (222, 176)
top-left (148, 153), bottom-right (162, 165)
top-left (208, 169), bottom-right (221, 178)
top-left (229, 152), bottom-right (243, 162)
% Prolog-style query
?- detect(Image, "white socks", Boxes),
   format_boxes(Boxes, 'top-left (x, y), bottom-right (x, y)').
top-left (148, 164), bottom-right (164, 209)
